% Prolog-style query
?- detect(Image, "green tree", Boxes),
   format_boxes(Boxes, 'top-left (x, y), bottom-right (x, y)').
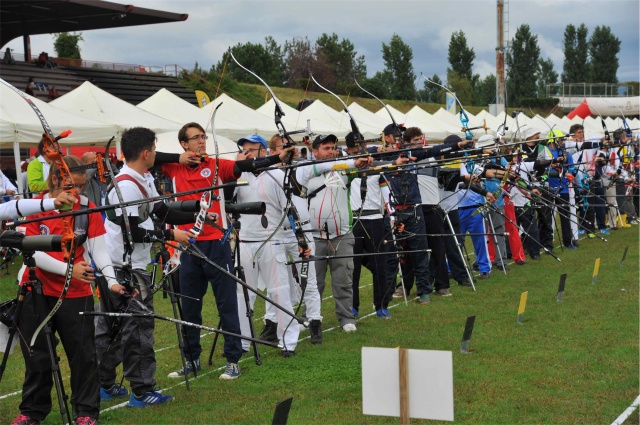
top-left (264, 36), bottom-right (286, 85)
top-left (315, 33), bottom-right (367, 94)
top-left (381, 34), bottom-right (416, 100)
top-left (216, 40), bottom-right (283, 86)
top-left (588, 25), bottom-right (620, 83)
top-left (537, 57), bottom-right (558, 97)
top-left (53, 32), bottom-right (83, 59)
top-left (506, 24), bottom-right (540, 105)
top-left (359, 71), bottom-right (392, 100)
top-left (473, 74), bottom-right (497, 106)
top-left (418, 74), bottom-right (443, 103)
top-left (446, 70), bottom-right (473, 105)
top-left (561, 23), bottom-right (589, 83)
top-left (448, 30), bottom-right (475, 83)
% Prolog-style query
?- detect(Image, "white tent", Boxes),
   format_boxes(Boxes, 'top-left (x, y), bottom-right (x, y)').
top-left (346, 102), bottom-right (388, 135)
top-left (0, 80), bottom-right (118, 148)
top-left (374, 104), bottom-right (406, 125)
top-left (256, 98), bottom-right (335, 137)
top-left (51, 82), bottom-right (183, 138)
top-left (297, 100), bottom-right (381, 139)
top-left (202, 94), bottom-right (281, 140)
top-left (403, 106), bottom-right (460, 140)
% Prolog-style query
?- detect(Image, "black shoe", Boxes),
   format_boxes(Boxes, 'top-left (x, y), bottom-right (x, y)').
top-left (531, 255), bottom-right (541, 260)
top-left (457, 281), bottom-right (473, 287)
top-left (309, 320), bottom-right (322, 345)
top-left (259, 319), bottom-right (278, 343)
top-left (478, 272), bottom-right (490, 279)
top-left (472, 262), bottom-right (479, 271)
top-left (516, 260), bottom-right (527, 266)
top-left (493, 263), bottom-right (507, 272)
top-left (281, 350), bottom-right (296, 358)
top-left (544, 248), bottom-right (554, 255)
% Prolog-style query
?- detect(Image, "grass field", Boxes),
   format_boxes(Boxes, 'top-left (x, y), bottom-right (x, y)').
top-left (0, 226), bottom-right (638, 424)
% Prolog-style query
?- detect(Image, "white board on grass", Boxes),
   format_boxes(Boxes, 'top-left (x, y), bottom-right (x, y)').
top-left (362, 347), bottom-right (454, 421)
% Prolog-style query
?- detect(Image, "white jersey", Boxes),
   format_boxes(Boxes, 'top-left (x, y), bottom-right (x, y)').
top-left (236, 170), bottom-right (288, 241)
top-left (104, 165), bottom-right (160, 269)
top-left (349, 173), bottom-right (387, 220)
top-left (296, 159), bottom-right (356, 238)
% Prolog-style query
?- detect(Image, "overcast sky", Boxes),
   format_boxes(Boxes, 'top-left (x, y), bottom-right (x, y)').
top-left (6, 0), bottom-right (640, 85)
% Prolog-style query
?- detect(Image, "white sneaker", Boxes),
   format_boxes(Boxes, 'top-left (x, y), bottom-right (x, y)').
top-left (298, 323), bottom-right (308, 332)
top-left (342, 323), bottom-right (357, 333)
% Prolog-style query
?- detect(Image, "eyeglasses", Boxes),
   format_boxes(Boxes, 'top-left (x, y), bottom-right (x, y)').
top-left (186, 134), bottom-right (208, 141)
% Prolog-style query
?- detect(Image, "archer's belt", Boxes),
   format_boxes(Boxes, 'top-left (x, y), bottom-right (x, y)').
top-left (352, 209), bottom-right (381, 217)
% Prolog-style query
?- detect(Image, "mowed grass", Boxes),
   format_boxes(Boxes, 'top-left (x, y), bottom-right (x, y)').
top-left (0, 227), bottom-right (638, 424)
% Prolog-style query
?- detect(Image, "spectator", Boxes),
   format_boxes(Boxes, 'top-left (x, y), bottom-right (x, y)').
top-left (48, 86), bottom-right (60, 100)
top-left (2, 48), bottom-right (15, 65)
top-left (27, 138), bottom-right (52, 193)
top-left (25, 77), bottom-right (36, 96)
top-left (37, 52), bottom-right (47, 68)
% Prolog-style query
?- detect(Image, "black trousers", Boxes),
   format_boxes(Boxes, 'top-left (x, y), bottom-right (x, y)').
top-left (537, 188), bottom-right (555, 250)
top-left (18, 292), bottom-right (99, 421)
top-left (442, 209), bottom-right (468, 283)
top-left (352, 217), bottom-right (390, 310)
top-left (422, 205), bottom-right (449, 290)
top-left (516, 206), bottom-right (541, 257)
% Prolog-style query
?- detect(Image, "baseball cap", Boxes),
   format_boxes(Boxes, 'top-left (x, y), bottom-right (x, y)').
top-left (237, 134), bottom-right (267, 149)
top-left (312, 134), bottom-right (338, 149)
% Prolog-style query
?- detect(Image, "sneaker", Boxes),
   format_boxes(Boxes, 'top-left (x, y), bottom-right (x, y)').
top-left (258, 319), bottom-right (278, 343)
top-left (418, 293), bottom-right (431, 304)
top-left (587, 233), bottom-right (596, 239)
top-left (309, 319), bottom-right (322, 344)
top-left (100, 384), bottom-right (128, 401)
top-left (392, 286), bottom-right (406, 298)
top-left (599, 229), bottom-right (610, 235)
top-left (531, 254), bottom-right (541, 260)
top-left (516, 260), bottom-right (527, 266)
top-left (168, 358), bottom-right (201, 378)
top-left (127, 388), bottom-right (173, 408)
top-left (342, 323), bottom-right (357, 333)
top-left (566, 245), bottom-right (577, 250)
top-left (351, 307), bottom-right (359, 318)
top-left (472, 262), bottom-right (479, 271)
top-left (281, 350), bottom-right (296, 358)
top-left (578, 229), bottom-right (586, 235)
top-left (219, 362), bottom-right (241, 380)
top-left (376, 309), bottom-right (392, 319)
top-left (11, 414), bottom-right (40, 425)
top-left (457, 280), bottom-right (473, 287)
top-left (76, 417), bottom-right (98, 425)
top-left (494, 263), bottom-right (507, 272)
top-left (478, 272), bottom-right (490, 279)
top-left (435, 288), bottom-right (452, 297)
top-left (629, 219), bottom-right (639, 225)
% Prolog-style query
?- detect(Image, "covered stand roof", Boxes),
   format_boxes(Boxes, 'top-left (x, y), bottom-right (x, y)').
top-left (1, 0), bottom-right (188, 47)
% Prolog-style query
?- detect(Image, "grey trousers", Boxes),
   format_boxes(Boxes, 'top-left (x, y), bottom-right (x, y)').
top-left (314, 233), bottom-right (356, 327)
top-left (95, 269), bottom-right (156, 395)
top-left (487, 207), bottom-right (507, 267)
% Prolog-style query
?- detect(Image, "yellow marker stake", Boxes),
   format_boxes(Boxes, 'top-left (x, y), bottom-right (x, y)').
top-left (592, 258), bottom-right (601, 284)
top-left (517, 291), bottom-right (528, 323)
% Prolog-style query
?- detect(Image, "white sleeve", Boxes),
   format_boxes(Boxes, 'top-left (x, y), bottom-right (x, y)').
top-left (296, 160), bottom-right (356, 186)
top-left (88, 234), bottom-right (119, 289)
top-left (33, 251), bottom-right (68, 276)
top-left (0, 198), bottom-right (57, 220)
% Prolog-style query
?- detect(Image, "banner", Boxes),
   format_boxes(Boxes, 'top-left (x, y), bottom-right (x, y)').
top-left (195, 90), bottom-right (210, 108)
top-left (446, 92), bottom-right (457, 115)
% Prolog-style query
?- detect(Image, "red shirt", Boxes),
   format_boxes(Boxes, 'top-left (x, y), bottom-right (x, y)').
top-left (18, 196), bottom-right (105, 298)
top-left (162, 157), bottom-right (237, 240)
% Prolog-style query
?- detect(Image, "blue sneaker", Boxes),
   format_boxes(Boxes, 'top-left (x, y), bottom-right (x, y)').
top-left (566, 245), bottom-right (577, 250)
top-left (599, 229), bottom-right (610, 235)
top-left (168, 358), bottom-right (201, 378)
top-left (219, 362), bottom-right (241, 380)
top-left (128, 388), bottom-right (173, 408)
top-left (100, 384), bottom-right (128, 401)
top-left (351, 307), bottom-right (359, 318)
top-left (578, 229), bottom-right (585, 236)
top-left (376, 309), bottom-right (391, 319)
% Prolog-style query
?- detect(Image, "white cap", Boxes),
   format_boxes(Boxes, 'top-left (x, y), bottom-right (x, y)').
top-left (476, 134), bottom-right (496, 149)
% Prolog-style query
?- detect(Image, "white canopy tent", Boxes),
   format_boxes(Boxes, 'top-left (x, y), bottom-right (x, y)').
top-left (51, 82), bottom-right (183, 139)
top-left (0, 79), bottom-right (120, 193)
top-left (202, 94), bottom-right (282, 141)
top-left (403, 106), bottom-right (460, 140)
top-left (256, 98), bottom-right (336, 137)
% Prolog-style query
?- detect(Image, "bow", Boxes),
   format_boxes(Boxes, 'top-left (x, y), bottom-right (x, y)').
top-left (353, 77), bottom-right (405, 139)
top-left (0, 79), bottom-right (79, 346)
top-left (310, 74), bottom-right (370, 231)
top-left (228, 49), bottom-right (310, 305)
